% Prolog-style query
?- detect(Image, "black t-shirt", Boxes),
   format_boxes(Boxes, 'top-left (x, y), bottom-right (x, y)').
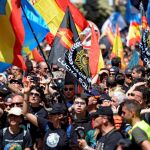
top-left (0, 127), bottom-right (32, 150)
top-left (96, 129), bottom-right (123, 150)
top-left (27, 106), bottom-right (48, 140)
top-left (37, 117), bottom-right (70, 150)
top-left (73, 114), bottom-right (93, 136)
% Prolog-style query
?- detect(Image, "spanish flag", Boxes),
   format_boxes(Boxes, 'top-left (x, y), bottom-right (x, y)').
top-left (0, 0), bottom-right (26, 70)
top-left (126, 21), bottom-right (141, 46)
top-left (0, 0), bottom-right (50, 70)
top-left (32, 0), bottom-right (88, 36)
top-left (112, 25), bottom-right (126, 69)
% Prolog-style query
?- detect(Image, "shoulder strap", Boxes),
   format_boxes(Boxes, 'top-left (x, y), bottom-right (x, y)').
top-left (23, 129), bottom-right (27, 137)
top-left (2, 127), bottom-right (7, 136)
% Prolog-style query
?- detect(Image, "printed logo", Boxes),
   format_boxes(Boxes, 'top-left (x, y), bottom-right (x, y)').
top-left (46, 133), bottom-right (60, 148)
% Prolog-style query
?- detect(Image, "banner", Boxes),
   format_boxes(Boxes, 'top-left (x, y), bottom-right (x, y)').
top-left (48, 8), bottom-right (91, 90)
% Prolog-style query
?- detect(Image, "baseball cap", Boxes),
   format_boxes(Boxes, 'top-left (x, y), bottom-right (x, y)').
top-left (83, 89), bottom-right (100, 99)
top-left (124, 68), bottom-right (132, 75)
top-left (99, 94), bottom-right (111, 103)
top-left (92, 106), bottom-right (113, 117)
top-left (109, 66), bottom-right (119, 74)
top-left (9, 79), bottom-right (23, 86)
top-left (45, 103), bottom-right (67, 115)
top-left (8, 107), bottom-right (22, 116)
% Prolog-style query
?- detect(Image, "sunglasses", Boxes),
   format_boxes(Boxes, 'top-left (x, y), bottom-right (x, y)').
top-left (11, 102), bottom-right (23, 107)
top-left (30, 92), bottom-right (40, 97)
top-left (128, 93), bottom-right (135, 96)
top-left (109, 72), bottom-right (116, 75)
top-left (64, 88), bottom-right (74, 91)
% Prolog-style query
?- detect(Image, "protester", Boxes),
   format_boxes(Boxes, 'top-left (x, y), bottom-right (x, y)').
top-left (0, 107), bottom-right (32, 150)
top-left (78, 106), bottom-right (123, 150)
top-left (121, 100), bottom-right (150, 150)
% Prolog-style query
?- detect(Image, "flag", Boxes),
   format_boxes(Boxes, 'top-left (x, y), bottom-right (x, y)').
top-left (89, 26), bottom-right (104, 77)
top-left (111, 25), bottom-right (126, 69)
top-left (0, 0), bottom-right (26, 70)
top-left (146, 1), bottom-right (150, 26)
top-left (32, 0), bottom-right (88, 36)
top-left (105, 25), bottom-right (115, 45)
top-left (29, 48), bottom-right (44, 62)
top-left (48, 7), bottom-right (91, 90)
top-left (101, 12), bottom-right (127, 34)
top-left (141, 3), bottom-right (148, 30)
top-left (80, 20), bottom-right (100, 50)
top-left (0, 0), bottom-right (49, 70)
top-left (0, 62), bottom-right (11, 73)
top-left (125, 0), bottom-right (141, 24)
top-left (127, 50), bottom-right (141, 69)
top-left (21, 0), bottom-right (50, 50)
top-left (126, 21), bottom-right (141, 46)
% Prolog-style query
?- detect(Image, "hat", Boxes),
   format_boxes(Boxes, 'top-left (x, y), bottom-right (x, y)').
top-left (99, 94), bottom-right (111, 102)
top-left (10, 79), bottom-right (23, 86)
top-left (93, 106), bottom-right (113, 117)
top-left (84, 88), bottom-right (100, 97)
top-left (124, 68), bottom-right (132, 75)
top-left (109, 66), bottom-right (119, 73)
top-left (8, 107), bottom-right (22, 116)
top-left (46, 103), bottom-right (67, 115)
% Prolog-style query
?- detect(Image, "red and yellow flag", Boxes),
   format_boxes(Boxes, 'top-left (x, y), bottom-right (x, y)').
top-left (126, 22), bottom-right (141, 46)
top-left (112, 25), bottom-right (126, 69)
top-left (0, 0), bottom-right (26, 70)
top-left (105, 25), bottom-right (114, 45)
top-left (32, 0), bottom-right (88, 36)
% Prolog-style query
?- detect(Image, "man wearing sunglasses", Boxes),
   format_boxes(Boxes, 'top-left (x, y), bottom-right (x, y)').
top-left (63, 82), bottom-right (75, 108)
top-left (78, 106), bottom-right (123, 150)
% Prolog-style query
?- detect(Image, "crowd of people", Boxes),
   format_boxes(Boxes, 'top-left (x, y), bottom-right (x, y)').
top-left (0, 54), bottom-right (150, 150)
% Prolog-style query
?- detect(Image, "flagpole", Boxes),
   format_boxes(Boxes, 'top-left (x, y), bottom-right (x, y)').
top-left (20, 3), bottom-right (53, 78)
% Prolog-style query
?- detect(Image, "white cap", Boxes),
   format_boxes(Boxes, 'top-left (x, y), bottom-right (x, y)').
top-left (8, 107), bottom-right (22, 116)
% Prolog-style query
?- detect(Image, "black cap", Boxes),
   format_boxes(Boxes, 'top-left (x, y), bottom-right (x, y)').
top-left (9, 79), bottom-right (23, 86)
top-left (83, 87), bottom-right (100, 97)
top-left (45, 103), bottom-right (67, 115)
top-left (109, 66), bottom-right (119, 74)
top-left (92, 106), bottom-right (113, 117)
top-left (99, 94), bottom-right (111, 102)
top-left (124, 68), bottom-right (132, 75)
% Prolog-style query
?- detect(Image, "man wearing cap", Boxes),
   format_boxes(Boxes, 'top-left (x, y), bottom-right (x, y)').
top-left (8, 79), bottom-right (23, 94)
top-left (0, 107), bottom-right (32, 150)
top-left (78, 106), bottom-right (123, 150)
top-left (23, 99), bottom-right (71, 150)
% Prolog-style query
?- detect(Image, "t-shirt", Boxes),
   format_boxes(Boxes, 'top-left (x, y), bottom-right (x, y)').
top-left (27, 106), bottom-right (48, 140)
top-left (96, 128), bottom-right (123, 150)
top-left (130, 127), bottom-right (149, 150)
top-left (37, 117), bottom-right (70, 150)
top-left (0, 127), bottom-right (32, 150)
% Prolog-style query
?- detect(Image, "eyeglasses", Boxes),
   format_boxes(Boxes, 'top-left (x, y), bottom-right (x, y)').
top-left (30, 92), bottom-right (40, 97)
top-left (64, 88), bottom-right (74, 91)
top-left (11, 102), bottom-right (23, 107)
top-left (74, 101), bottom-right (86, 105)
top-left (128, 93), bottom-right (135, 96)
